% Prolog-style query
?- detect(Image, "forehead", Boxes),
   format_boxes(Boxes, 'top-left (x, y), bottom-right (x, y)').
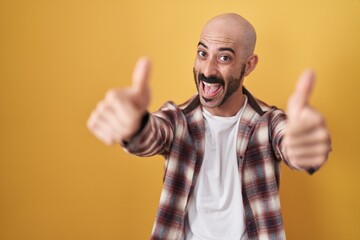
top-left (199, 22), bottom-right (243, 50)
top-left (199, 33), bottom-right (237, 49)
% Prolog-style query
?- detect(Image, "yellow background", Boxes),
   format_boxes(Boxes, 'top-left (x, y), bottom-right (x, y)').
top-left (0, 0), bottom-right (359, 239)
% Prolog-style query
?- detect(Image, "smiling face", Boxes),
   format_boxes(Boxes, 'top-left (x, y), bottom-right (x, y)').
top-left (193, 13), bottom-right (258, 116)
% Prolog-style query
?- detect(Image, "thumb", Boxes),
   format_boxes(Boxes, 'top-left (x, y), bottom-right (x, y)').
top-left (287, 69), bottom-right (316, 118)
top-left (131, 57), bottom-right (152, 96)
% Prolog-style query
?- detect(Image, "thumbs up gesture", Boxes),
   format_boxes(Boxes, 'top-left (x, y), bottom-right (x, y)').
top-left (87, 57), bottom-right (151, 145)
top-left (284, 70), bottom-right (331, 173)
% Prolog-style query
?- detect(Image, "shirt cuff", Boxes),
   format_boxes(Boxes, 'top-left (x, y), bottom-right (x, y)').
top-left (121, 112), bottom-right (150, 147)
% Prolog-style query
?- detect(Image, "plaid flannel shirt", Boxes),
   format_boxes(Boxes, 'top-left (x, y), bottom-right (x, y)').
top-left (124, 88), bottom-right (290, 240)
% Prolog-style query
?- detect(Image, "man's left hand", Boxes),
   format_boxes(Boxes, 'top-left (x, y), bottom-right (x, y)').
top-left (284, 70), bottom-right (331, 174)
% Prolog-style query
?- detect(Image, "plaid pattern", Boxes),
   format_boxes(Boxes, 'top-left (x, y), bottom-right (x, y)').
top-left (124, 88), bottom-right (290, 240)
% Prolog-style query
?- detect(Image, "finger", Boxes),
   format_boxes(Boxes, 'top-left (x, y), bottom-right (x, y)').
top-left (105, 89), bottom-right (139, 120)
top-left (287, 142), bottom-right (330, 159)
top-left (97, 104), bottom-right (125, 137)
top-left (89, 118), bottom-right (119, 145)
top-left (131, 57), bottom-right (151, 96)
top-left (285, 127), bottom-right (329, 148)
top-left (106, 92), bottom-right (142, 131)
top-left (87, 107), bottom-right (122, 145)
top-left (91, 101), bottom-right (122, 135)
top-left (287, 107), bottom-right (324, 136)
top-left (289, 154), bottom-right (328, 173)
top-left (91, 126), bottom-right (116, 145)
top-left (287, 69), bottom-right (316, 117)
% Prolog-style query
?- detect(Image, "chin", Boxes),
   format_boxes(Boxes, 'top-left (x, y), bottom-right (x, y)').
top-left (199, 94), bottom-right (224, 109)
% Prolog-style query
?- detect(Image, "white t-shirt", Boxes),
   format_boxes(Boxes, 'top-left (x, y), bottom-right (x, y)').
top-left (185, 97), bottom-right (248, 240)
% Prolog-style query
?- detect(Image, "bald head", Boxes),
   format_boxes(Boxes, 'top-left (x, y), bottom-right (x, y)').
top-left (201, 13), bottom-right (257, 58)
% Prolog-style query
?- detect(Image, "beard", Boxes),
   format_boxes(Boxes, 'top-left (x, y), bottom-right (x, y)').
top-left (193, 64), bottom-right (246, 107)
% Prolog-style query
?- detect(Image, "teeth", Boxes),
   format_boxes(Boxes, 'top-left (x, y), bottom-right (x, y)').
top-left (203, 82), bottom-right (219, 86)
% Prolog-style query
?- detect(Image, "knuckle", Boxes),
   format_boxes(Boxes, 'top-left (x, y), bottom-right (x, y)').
top-left (104, 138), bottom-right (114, 146)
top-left (315, 155), bottom-right (326, 166)
top-left (87, 112), bottom-right (97, 129)
top-left (318, 128), bottom-right (329, 141)
top-left (113, 135), bottom-right (122, 145)
top-left (105, 89), bottom-right (120, 102)
top-left (87, 118), bottom-right (93, 129)
top-left (319, 143), bottom-right (329, 153)
top-left (105, 89), bottom-right (116, 99)
top-left (314, 112), bottom-right (324, 125)
top-left (96, 101), bottom-right (107, 114)
top-left (101, 137), bottom-right (112, 146)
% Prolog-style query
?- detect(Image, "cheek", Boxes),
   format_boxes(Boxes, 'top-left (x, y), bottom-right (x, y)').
top-left (222, 66), bottom-right (241, 81)
top-left (193, 62), bottom-right (201, 73)
top-left (217, 67), bottom-right (231, 81)
top-left (194, 57), bottom-right (207, 70)
top-left (193, 67), bottom-right (201, 80)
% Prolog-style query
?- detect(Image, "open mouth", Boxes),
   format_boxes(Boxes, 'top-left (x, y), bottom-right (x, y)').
top-left (201, 81), bottom-right (223, 98)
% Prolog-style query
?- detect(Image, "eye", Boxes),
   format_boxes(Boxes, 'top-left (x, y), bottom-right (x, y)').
top-left (197, 50), bottom-right (207, 58)
top-left (219, 55), bottom-right (231, 62)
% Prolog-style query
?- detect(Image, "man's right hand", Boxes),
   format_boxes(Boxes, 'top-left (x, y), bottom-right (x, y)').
top-left (87, 57), bottom-right (151, 145)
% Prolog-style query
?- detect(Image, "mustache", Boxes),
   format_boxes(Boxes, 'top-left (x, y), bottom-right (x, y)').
top-left (198, 73), bottom-right (224, 85)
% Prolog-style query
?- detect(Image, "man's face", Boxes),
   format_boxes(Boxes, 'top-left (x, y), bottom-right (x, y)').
top-left (193, 39), bottom-right (245, 110)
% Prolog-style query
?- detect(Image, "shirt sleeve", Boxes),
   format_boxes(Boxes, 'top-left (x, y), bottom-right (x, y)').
top-left (269, 109), bottom-right (298, 169)
top-left (120, 102), bottom-right (179, 157)
top-left (270, 109), bottom-right (320, 174)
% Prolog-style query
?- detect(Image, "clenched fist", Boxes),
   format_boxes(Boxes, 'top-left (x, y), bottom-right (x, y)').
top-left (284, 70), bottom-right (331, 174)
top-left (87, 57), bottom-right (151, 145)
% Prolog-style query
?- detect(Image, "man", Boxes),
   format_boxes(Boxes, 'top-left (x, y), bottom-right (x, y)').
top-left (87, 13), bottom-right (331, 239)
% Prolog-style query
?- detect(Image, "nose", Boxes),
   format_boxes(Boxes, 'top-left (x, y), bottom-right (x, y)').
top-left (203, 57), bottom-right (218, 78)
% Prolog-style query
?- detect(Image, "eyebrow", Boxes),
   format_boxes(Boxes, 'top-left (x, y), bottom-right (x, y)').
top-left (219, 47), bottom-right (235, 54)
top-left (198, 42), bottom-right (208, 49)
top-left (197, 41), bottom-right (235, 55)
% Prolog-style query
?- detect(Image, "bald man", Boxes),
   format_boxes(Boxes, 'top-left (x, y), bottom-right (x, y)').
top-left (87, 13), bottom-right (331, 240)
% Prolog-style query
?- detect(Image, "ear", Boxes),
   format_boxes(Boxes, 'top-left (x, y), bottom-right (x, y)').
top-left (243, 54), bottom-right (258, 77)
